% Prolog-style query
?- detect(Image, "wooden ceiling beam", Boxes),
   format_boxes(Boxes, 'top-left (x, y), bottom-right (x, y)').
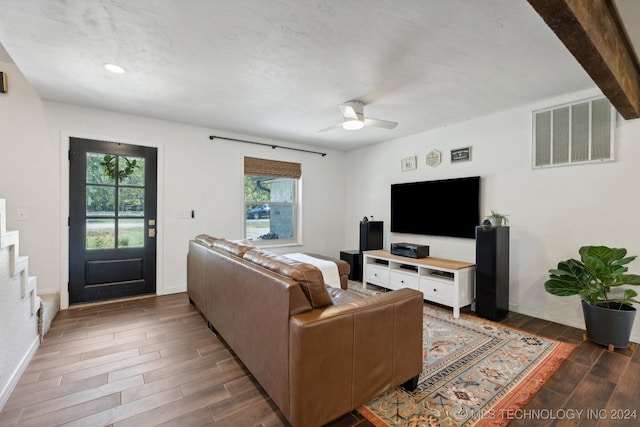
top-left (527, 0), bottom-right (640, 119)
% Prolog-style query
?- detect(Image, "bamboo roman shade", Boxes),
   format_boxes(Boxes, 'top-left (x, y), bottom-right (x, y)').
top-left (244, 157), bottom-right (301, 179)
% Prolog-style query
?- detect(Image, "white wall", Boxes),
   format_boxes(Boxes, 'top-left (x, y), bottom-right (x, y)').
top-left (0, 61), bottom-right (45, 409)
top-left (1, 66), bottom-right (346, 311)
top-left (0, 60), bottom-right (61, 293)
top-left (42, 102), bottom-right (347, 308)
top-left (344, 88), bottom-right (640, 343)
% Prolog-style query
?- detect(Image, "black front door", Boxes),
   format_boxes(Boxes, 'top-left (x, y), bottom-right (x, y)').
top-left (69, 137), bottom-right (157, 304)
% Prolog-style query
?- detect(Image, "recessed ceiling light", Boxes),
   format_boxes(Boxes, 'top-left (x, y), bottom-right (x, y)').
top-left (342, 119), bottom-right (364, 130)
top-left (104, 63), bottom-right (126, 74)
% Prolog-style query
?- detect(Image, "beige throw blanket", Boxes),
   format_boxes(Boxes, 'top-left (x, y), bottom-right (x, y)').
top-left (284, 253), bottom-right (341, 288)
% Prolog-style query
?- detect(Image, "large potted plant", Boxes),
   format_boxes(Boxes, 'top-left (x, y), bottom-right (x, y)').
top-left (545, 246), bottom-right (640, 350)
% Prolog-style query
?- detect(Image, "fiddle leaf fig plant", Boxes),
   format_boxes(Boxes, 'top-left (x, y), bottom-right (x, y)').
top-left (545, 246), bottom-right (640, 308)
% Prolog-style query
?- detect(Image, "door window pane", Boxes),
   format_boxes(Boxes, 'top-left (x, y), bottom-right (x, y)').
top-left (87, 186), bottom-right (115, 216)
top-left (119, 187), bottom-right (145, 216)
top-left (118, 219), bottom-right (144, 248)
top-left (84, 151), bottom-right (147, 250)
top-left (119, 156), bottom-right (144, 186)
top-left (86, 152), bottom-right (116, 184)
top-left (86, 219), bottom-right (115, 249)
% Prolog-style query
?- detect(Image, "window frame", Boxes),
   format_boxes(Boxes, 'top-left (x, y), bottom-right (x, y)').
top-left (243, 157), bottom-right (302, 247)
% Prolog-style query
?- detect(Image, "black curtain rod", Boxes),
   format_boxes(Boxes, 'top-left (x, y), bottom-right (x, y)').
top-left (209, 135), bottom-right (327, 157)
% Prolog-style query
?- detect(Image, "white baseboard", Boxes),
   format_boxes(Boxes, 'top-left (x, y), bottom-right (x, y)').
top-left (0, 336), bottom-right (39, 411)
top-left (161, 285), bottom-right (186, 295)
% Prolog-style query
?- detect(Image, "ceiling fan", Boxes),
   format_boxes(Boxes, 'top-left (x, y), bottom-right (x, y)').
top-left (320, 100), bottom-right (398, 131)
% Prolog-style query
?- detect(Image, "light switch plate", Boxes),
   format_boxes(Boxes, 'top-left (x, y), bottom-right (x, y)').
top-left (176, 210), bottom-right (191, 219)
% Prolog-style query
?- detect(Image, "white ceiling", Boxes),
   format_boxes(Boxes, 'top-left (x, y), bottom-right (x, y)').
top-left (0, 1), bottom-right (637, 151)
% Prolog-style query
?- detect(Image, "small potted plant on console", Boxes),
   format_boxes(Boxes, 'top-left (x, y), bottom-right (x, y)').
top-left (486, 210), bottom-right (509, 227)
top-left (544, 245), bottom-right (640, 350)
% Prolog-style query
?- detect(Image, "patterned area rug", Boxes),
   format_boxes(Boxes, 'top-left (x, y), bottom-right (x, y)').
top-left (353, 288), bottom-right (575, 426)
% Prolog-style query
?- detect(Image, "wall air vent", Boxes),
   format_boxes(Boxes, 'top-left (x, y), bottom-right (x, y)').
top-left (533, 96), bottom-right (615, 168)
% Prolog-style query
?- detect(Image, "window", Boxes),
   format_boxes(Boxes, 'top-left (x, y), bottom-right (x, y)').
top-left (244, 157), bottom-right (301, 244)
top-left (85, 152), bottom-right (145, 249)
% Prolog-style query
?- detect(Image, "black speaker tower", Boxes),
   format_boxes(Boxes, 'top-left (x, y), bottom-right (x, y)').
top-left (475, 226), bottom-right (509, 321)
top-left (359, 220), bottom-right (383, 252)
top-left (341, 220), bottom-right (383, 282)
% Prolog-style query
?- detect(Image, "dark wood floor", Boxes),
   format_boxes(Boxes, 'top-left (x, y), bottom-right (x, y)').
top-left (0, 292), bottom-right (637, 426)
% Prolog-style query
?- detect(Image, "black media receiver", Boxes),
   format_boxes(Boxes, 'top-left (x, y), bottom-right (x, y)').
top-left (390, 243), bottom-right (430, 259)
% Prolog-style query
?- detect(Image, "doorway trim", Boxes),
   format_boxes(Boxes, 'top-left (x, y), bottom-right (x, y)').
top-left (59, 130), bottom-right (165, 310)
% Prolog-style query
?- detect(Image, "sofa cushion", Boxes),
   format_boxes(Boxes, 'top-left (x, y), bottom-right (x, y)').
top-left (325, 286), bottom-right (363, 305)
top-left (244, 249), bottom-right (333, 308)
top-left (212, 239), bottom-right (255, 257)
top-left (195, 234), bottom-right (219, 247)
top-left (230, 238), bottom-right (254, 246)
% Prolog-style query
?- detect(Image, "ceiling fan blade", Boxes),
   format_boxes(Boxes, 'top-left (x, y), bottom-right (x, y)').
top-left (364, 117), bottom-right (398, 129)
top-left (318, 122), bottom-right (344, 132)
top-left (339, 104), bottom-right (358, 120)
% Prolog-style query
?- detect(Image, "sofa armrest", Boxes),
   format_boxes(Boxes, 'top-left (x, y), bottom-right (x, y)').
top-left (288, 288), bottom-right (423, 427)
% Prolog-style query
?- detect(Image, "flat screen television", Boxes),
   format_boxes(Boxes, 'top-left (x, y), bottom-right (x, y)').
top-left (391, 176), bottom-right (480, 239)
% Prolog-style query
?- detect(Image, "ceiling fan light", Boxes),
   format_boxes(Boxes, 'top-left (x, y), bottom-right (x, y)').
top-left (104, 63), bottom-right (127, 74)
top-left (342, 119), bottom-right (364, 130)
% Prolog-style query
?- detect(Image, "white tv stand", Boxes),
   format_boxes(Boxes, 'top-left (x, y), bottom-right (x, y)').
top-left (363, 250), bottom-right (475, 318)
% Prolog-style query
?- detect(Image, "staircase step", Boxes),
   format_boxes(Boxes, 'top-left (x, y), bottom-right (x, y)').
top-left (0, 229), bottom-right (19, 249)
top-left (39, 293), bottom-right (60, 340)
top-left (27, 276), bottom-right (37, 311)
top-left (0, 198), bottom-right (6, 234)
top-left (11, 255), bottom-right (28, 277)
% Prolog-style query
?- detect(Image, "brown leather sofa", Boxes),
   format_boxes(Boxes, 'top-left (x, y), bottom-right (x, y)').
top-left (187, 235), bottom-right (424, 427)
